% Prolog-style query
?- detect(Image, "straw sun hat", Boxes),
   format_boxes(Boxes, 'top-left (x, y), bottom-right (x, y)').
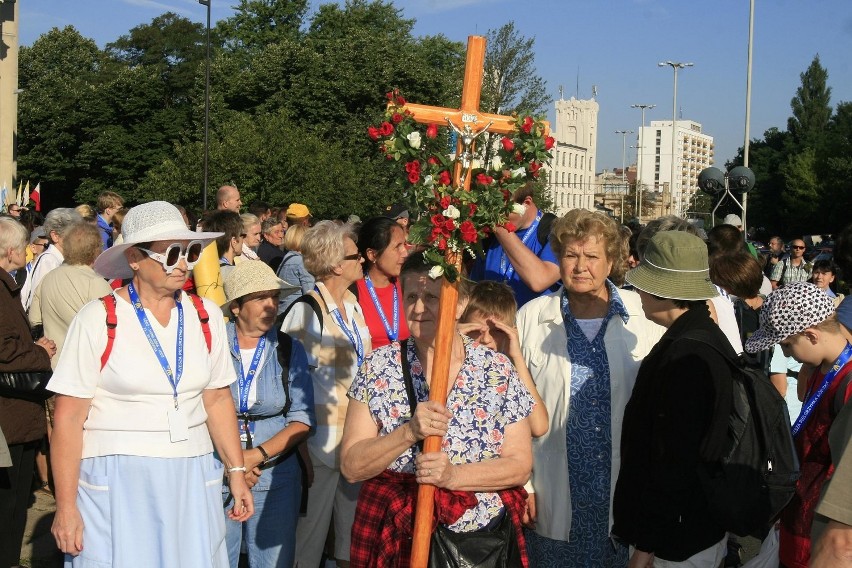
top-left (222, 260), bottom-right (300, 311)
top-left (94, 201), bottom-right (222, 280)
top-left (625, 231), bottom-right (718, 301)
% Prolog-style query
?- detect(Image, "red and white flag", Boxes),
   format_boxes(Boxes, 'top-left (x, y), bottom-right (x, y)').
top-left (29, 182), bottom-right (41, 212)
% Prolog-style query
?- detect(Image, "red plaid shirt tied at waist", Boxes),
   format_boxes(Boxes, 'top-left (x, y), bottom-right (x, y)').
top-left (350, 469), bottom-right (529, 568)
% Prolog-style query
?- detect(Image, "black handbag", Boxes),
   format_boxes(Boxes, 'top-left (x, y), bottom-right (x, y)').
top-left (429, 512), bottom-right (522, 568)
top-left (0, 371), bottom-right (54, 402)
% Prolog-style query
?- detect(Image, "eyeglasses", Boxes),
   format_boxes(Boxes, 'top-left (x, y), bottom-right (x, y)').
top-left (342, 252), bottom-right (362, 261)
top-left (31, 242), bottom-right (47, 249)
top-left (137, 241), bottom-right (204, 273)
top-left (791, 245), bottom-right (805, 250)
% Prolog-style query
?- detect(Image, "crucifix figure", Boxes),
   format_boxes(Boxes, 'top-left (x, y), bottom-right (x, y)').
top-left (399, 35), bottom-right (525, 567)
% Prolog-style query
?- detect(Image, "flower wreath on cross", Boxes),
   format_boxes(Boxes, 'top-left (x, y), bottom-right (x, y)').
top-left (369, 90), bottom-right (555, 282)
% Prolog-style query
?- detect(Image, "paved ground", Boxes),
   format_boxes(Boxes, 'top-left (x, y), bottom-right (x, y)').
top-left (20, 490), bottom-right (765, 567)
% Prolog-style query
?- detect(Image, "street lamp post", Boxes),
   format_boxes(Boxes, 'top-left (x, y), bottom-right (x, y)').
top-left (615, 130), bottom-right (633, 221)
top-left (630, 103), bottom-right (655, 222)
top-left (199, 0), bottom-right (211, 212)
top-left (659, 61), bottom-right (693, 217)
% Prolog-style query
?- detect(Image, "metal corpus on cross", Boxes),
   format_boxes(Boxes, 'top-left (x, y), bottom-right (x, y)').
top-left (400, 35), bottom-right (520, 568)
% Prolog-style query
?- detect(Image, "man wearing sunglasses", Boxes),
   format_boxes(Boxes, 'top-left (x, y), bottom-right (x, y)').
top-left (770, 238), bottom-right (812, 289)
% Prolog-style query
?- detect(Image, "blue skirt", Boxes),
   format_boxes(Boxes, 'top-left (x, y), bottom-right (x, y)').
top-left (66, 453), bottom-right (228, 568)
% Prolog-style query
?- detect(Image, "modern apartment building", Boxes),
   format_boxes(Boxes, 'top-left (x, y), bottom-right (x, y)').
top-left (637, 120), bottom-right (714, 217)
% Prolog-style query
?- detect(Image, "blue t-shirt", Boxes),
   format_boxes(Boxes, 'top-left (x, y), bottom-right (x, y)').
top-left (470, 222), bottom-right (560, 307)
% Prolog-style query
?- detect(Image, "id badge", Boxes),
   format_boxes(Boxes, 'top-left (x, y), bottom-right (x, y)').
top-left (239, 420), bottom-right (255, 443)
top-left (167, 408), bottom-right (190, 442)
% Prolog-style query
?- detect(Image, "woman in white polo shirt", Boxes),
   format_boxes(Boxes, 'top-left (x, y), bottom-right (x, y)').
top-left (48, 201), bottom-right (254, 567)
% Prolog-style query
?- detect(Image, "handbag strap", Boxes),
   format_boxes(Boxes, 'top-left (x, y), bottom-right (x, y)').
top-left (400, 338), bottom-right (424, 452)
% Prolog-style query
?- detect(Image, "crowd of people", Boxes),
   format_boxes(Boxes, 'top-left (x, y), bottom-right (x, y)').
top-left (1, 182), bottom-right (852, 568)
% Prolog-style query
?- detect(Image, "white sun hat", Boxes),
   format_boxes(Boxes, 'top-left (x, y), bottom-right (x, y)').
top-left (94, 201), bottom-right (223, 280)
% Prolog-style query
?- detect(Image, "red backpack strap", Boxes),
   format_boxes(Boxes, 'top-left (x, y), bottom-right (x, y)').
top-left (188, 293), bottom-right (212, 353)
top-left (100, 294), bottom-right (118, 371)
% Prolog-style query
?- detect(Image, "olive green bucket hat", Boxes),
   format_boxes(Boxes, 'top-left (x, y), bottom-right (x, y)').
top-left (625, 231), bottom-right (718, 301)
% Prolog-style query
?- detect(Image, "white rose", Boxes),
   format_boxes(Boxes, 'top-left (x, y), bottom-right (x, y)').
top-left (512, 203), bottom-right (527, 216)
top-left (442, 204), bottom-right (460, 219)
top-left (491, 155), bottom-right (503, 170)
top-left (428, 265), bottom-right (445, 279)
top-left (511, 166), bottom-right (526, 179)
top-left (423, 174), bottom-right (434, 187)
top-left (406, 131), bottom-right (422, 150)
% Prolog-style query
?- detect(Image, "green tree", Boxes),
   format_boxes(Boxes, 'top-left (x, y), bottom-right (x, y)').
top-left (788, 54), bottom-right (832, 149)
top-left (17, 27), bottom-right (106, 209)
top-left (216, 0), bottom-right (307, 54)
top-left (480, 21), bottom-right (550, 117)
top-left (107, 13), bottom-right (207, 107)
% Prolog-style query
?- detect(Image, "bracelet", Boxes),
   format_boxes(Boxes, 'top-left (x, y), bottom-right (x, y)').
top-left (227, 466), bottom-right (247, 473)
top-left (257, 445), bottom-right (270, 465)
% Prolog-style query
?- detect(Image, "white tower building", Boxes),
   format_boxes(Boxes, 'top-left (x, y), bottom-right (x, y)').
top-left (548, 96), bottom-right (598, 215)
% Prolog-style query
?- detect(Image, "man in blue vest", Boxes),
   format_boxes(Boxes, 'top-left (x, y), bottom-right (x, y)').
top-left (471, 183), bottom-right (561, 306)
top-left (96, 191), bottom-right (124, 250)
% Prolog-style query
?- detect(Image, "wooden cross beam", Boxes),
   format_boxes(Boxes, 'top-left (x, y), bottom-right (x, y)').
top-left (400, 35), bottom-right (522, 568)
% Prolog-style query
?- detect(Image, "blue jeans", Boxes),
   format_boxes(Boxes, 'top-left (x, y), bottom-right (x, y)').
top-left (224, 460), bottom-right (302, 568)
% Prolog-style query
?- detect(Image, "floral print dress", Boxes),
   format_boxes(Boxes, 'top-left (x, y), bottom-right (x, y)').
top-left (348, 336), bottom-right (534, 532)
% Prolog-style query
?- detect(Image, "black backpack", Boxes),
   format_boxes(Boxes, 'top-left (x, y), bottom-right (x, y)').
top-left (683, 331), bottom-right (800, 538)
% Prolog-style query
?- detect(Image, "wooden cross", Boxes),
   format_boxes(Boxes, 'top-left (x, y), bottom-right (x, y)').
top-left (401, 35), bottom-right (522, 568)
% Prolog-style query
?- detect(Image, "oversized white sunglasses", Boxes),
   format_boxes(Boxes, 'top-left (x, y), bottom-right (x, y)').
top-left (137, 240), bottom-right (205, 273)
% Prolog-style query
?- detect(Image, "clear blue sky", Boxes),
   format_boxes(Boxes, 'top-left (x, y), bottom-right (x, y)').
top-left (20, 0), bottom-right (852, 171)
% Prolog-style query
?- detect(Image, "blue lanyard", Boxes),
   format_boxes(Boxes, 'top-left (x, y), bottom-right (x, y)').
top-left (315, 284), bottom-right (365, 367)
top-left (792, 342), bottom-right (852, 437)
top-left (233, 332), bottom-right (267, 414)
top-left (500, 211), bottom-right (542, 280)
top-left (365, 276), bottom-right (399, 341)
top-left (128, 282), bottom-right (184, 409)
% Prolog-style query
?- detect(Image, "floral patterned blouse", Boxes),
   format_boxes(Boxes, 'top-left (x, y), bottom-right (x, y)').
top-left (349, 336), bottom-right (534, 532)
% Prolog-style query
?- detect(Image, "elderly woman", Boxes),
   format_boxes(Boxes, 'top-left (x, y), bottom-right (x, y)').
top-left (29, 222), bottom-right (112, 366)
top-left (354, 216), bottom-right (410, 349)
top-left (258, 217), bottom-right (286, 271)
top-left (276, 224), bottom-right (314, 314)
top-left (239, 213), bottom-right (262, 261)
top-left (613, 231), bottom-right (735, 568)
top-left (279, 220), bottom-right (371, 568)
top-left (21, 207), bottom-right (83, 311)
top-left (221, 261), bottom-right (315, 567)
top-left (342, 252), bottom-right (534, 567)
top-left (48, 201), bottom-right (253, 566)
top-left (0, 216), bottom-right (56, 568)
top-left (516, 209), bottom-right (663, 567)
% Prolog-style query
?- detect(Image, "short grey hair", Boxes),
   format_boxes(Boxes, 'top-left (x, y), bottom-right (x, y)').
top-left (302, 220), bottom-right (358, 280)
top-left (43, 208), bottom-right (83, 242)
top-left (240, 213), bottom-right (260, 233)
top-left (261, 217), bottom-right (282, 235)
top-left (0, 216), bottom-right (28, 260)
top-left (636, 215), bottom-right (700, 260)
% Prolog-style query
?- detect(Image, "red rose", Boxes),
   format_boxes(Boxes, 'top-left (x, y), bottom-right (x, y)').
top-left (475, 173), bottom-right (493, 186)
top-left (437, 237), bottom-right (447, 251)
top-left (431, 214), bottom-right (446, 228)
top-left (426, 124), bottom-right (438, 139)
top-left (386, 91), bottom-right (394, 101)
top-left (438, 170), bottom-right (452, 186)
top-left (391, 113), bottom-right (404, 124)
top-left (396, 95), bottom-right (406, 106)
top-left (521, 116), bottom-right (534, 134)
top-left (440, 196), bottom-right (451, 209)
top-left (514, 151), bottom-right (524, 162)
top-left (530, 161), bottom-right (541, 174)
top-left (428, 156), bottom-right (439, 165)
top-left (379, 122), bottom-right (394, 136)
top-left (468, 203), bottom-right (478, 216)
top-left (501, 189), bottom-right (511, 201)
top-left (368, 126), bottom-right (380, 140)
top-left (544, 136), bottom-right (555, 150)
top-left (444, 218), bottom-right (456, 232)
top-left (408, 171), bottom-right (420, 184)
top-left (460, 220), bottom-right (477, 243)
top-left (503, 222), bottom-right (517, 233)
top-left (405, 160), bottom-right (421, 174)
top-left (500, 137), bottom-right (514, 152)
